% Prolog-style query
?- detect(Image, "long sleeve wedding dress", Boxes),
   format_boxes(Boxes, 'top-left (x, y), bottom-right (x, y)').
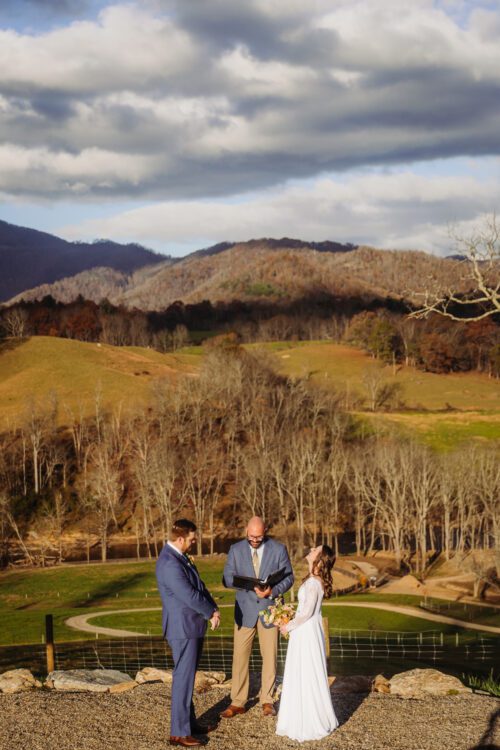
top-left (276, 577), bottom-right (338, 742)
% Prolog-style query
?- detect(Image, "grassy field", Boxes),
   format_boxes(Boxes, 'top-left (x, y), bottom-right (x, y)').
top-left (1, 559), bottom-right (498, 646)
top-left (261, 342), bottom-right (500, 449)
top-left (181, 340), bottom-right (500, 448)
top-left (0, 337), bottom-right (498, 446)
top-left (0, 336), bottom-right (198, 427)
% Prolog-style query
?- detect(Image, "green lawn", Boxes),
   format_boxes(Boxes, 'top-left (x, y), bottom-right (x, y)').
top-left (89, 603), bottom-right (472, 638)
top-left (1, 558), bottom-right (498, 646)
top-left (0, 558), bottom-right (227, 645)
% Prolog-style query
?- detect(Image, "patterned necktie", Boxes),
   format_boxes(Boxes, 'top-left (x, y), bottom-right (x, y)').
top-left (252, 549), bottom-right (260, 577)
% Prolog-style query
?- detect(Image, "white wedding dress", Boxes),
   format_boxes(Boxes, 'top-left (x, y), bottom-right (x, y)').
top-left (276, 577), bottom-right (338, 742)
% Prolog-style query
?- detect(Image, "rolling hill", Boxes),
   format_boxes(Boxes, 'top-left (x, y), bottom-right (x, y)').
top-left (9, 237), bottom-right (470, 312)
top-left (0, 337), bottom-right (498, 448)
top-left (0, 336), bottom-right (198, 426)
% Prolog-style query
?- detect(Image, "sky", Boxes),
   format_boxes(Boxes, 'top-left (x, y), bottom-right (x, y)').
top-left (1, 0), bottom-right (500, 256)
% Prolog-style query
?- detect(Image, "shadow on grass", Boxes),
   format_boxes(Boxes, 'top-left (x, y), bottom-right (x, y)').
top-left (71, 571), bottom-right (150, 607)
top-left (0, 336), bottom-right (29, 355)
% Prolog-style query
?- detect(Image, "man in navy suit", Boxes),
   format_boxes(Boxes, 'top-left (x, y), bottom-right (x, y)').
top-left (221, 516), bottom-right (293, 718)
top-left (156, 519), bottom-right (220, 748)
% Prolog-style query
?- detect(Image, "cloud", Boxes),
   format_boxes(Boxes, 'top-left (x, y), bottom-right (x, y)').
top-left (57, 170), bottom-right (500, 255)
top-left (0, 1), bottom-right (499, 202)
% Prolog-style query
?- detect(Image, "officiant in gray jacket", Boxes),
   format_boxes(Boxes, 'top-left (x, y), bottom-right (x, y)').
top-left (221, 516), bottom-right (293, 718)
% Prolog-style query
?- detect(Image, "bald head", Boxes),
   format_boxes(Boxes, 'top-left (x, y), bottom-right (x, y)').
top-left (246, 516), bottom-right (266, 548)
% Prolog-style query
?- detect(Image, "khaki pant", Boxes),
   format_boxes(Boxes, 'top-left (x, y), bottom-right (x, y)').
top-left (230, 620), bottom-right (278, 707)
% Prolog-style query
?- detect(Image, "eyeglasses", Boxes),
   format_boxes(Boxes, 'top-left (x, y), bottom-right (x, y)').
top-left (247, 535), bottom-right (264, 541)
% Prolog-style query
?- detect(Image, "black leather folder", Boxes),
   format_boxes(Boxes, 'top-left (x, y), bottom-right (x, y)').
top-left (232, 566), bottom-right (287, 591)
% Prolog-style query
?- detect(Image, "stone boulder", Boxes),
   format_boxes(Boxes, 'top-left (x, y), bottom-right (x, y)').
top-left (46, 669), bottom-right (136, 693)
top-left (135, 668), bottom-right (227, 691)
top-left (0, 669), bottom-right (42, 694)
top-left (389, 669), bottom-right (472, 699)
top-left (195, 671), bottom-right (227, 692)
top-left (135, 667), bottom-right (173, 684)
top-left (372, 674), bottom-right (391, 694)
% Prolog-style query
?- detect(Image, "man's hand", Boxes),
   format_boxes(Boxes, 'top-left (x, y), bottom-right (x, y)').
top-left (254, 586), bottom-right (272, 599)
top-left (210, 610), bottom-right (221, 630)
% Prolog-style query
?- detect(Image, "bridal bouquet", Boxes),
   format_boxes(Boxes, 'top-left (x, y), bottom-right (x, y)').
top-left (261, 596), bottom-right (296, 638)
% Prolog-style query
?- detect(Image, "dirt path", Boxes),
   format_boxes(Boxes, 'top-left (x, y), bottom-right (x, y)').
top-left (66, 601), bottom-right (500, 638)
top-left (326, 602), bottom-right (500, 634)
top-left (66, 608), bottom-right (163, 638)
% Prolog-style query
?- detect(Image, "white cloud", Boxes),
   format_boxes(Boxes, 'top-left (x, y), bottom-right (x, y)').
top-left (1, 0), bottom-right (500, 253)
top-left (0, 0), bottom-right (499, 202)
top-left (0, 143), bottom-right (158, 193)
top-left (57, 170), bottom-right (500, 255)
top-left (0, 5), bottom-right (198, 94)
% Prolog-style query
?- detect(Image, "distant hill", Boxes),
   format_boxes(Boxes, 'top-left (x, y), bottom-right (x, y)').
top-left (0, 219), bottom-right (165, 302)
top-left (6, 229), bottom-right (472, 312)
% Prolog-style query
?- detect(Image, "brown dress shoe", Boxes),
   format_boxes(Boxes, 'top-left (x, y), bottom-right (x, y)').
top-left (169, 736), bottom-right (203, 747)
top-left (220, 704), bottom-right (246, 718)
top-left (262, 703), bottom-right (276, 717)
top-left (191, 722), bottom-right (217, 735)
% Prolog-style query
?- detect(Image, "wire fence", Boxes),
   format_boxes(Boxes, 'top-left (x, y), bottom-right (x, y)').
top-left (419, 598), bottom-right (499, 623)
top-left (1, 626), bottom-right (498, 679)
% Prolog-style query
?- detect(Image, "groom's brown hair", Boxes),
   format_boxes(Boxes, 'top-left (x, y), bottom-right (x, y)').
top-left (171, 518), bottom-right (197, 539)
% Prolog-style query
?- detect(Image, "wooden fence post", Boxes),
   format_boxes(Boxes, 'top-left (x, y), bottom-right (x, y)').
top-left (45, 614), bottom-right (55, 674)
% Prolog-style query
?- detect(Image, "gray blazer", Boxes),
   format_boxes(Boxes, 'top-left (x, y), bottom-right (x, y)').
top-left (223, 537), bottom-right (294, 628)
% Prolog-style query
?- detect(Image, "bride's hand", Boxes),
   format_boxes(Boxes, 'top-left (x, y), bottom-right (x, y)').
top-left (279, 624), bottom-right (288, 636)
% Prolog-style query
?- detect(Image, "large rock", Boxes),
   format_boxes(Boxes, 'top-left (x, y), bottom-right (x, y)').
top-left (0, 669), bottom-right (42, 694)
top-left (46, 669), bottom-right (136, 693)
top-left (389, 669), bottom-right (472, 698)
top-left (195, 671), bottom-right (227, 692)
top-left (135, 667), bottom-right (173, 684)
top-left (372, 674), bottom-right (391, 694)
top-left (135, 668), bottom-right (227, 691)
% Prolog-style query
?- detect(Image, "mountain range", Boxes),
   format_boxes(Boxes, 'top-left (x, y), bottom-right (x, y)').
top-left (2, 219), bottom-right (471, 311)
top-left (0, 219), bottom-right (164, 302)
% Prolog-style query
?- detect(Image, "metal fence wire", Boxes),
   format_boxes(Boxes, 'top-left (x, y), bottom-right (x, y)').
top-left (1, 627), bottom-right (497, 678)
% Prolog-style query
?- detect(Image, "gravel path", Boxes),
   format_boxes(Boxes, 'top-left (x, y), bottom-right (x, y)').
top-left (66, 602), bottom-right (500, 638)
top-left (1, 683), bottom-right (498, 750)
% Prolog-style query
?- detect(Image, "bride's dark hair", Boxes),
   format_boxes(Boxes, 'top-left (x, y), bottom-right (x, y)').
top-left (308, 545), bottom-right (335, 599)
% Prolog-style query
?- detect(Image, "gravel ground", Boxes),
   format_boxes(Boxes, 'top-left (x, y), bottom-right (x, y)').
top-left (1, 683), bottom-right (499, 750)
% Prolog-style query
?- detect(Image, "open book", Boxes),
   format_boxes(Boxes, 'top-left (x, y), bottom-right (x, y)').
top-left (232, 566), bottom-right (287, 592)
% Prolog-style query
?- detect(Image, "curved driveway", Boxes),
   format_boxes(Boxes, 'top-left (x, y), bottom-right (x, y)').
top-left (66, 602), bottom-right (500, 637)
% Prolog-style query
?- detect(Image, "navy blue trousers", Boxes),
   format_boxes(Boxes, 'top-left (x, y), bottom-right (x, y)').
top-left (168, 637), bottom-right (204, 737)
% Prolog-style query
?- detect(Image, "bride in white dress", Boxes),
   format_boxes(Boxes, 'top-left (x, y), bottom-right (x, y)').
top-left (276, 545), bottom-right (339, 742)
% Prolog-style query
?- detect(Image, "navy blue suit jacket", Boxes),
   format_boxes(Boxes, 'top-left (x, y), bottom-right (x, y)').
top-left (223, 538), bottom-right (294, 627)
top-left (156, 544), bottom-right (217, 640)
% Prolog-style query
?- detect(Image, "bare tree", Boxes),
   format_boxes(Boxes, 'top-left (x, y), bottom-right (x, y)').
top-left (0, 492), bottom-right (34, 565)
top-left (149, 439), bottom-right (183, 544)
top-left (85, 439), bottom-right (122, 561)
top-left (1, 307), bottom-right (29, 338)
top-left (362, 365), bottom-right (403, 412)
top-left (407, 446), bottom-right (439, 576)
top-left (411, 215), bottom-right (500, 321)
top-left (353, 444), bottom-right (412, 569)
top-left (472, 447), bottom-right (500, 579)
top-left (181, 439), bottom-right (226, 555)
top-left (318, 443), bottom-right (348, 555)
